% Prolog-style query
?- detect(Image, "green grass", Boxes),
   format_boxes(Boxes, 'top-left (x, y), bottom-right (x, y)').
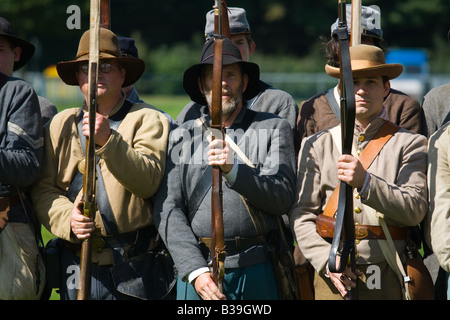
top-left (139, 94), bottom-right (189, 119)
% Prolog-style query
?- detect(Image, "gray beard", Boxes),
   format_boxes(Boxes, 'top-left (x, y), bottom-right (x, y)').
top-left (206, 94), bottom-right (241, 117)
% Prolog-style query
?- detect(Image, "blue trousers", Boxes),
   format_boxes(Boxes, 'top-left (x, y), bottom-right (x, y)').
top-left (177, 261), bottom-right (279, 300)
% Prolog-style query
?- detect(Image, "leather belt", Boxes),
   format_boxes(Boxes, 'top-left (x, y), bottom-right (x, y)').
top-left (63, 226), bottom-right (156, 253)
top-left (0, 196), bottom-right (21, 207)
top-left (316, 214), bottom-right (407, 240)
top-left (199, 235), bottom-right (267, 252)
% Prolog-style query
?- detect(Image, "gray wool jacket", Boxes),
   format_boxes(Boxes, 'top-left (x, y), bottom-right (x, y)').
top-left (154, 106), bottom-right (297, 280)
top-left (0, 74), bottom-right (43, 223)
top-left (422, 82), bottom-right (450, 137)
top-left (0, 75), bottom-right (43, 194)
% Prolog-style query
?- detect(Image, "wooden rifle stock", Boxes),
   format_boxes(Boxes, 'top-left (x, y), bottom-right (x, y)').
top-left (100, 0), bottom-right (111, 29)
top-left (77, 0), bottom-right (107, 300)
top-left (210, 0), bottom-right (230, 292)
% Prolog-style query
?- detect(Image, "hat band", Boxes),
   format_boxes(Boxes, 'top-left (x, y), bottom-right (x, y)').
top-left (201, 51), bottom-right (240, 63)
top-left (351, 59), bottom-right (386, 70)
top-left (76, 49), bottom-right (120, 60)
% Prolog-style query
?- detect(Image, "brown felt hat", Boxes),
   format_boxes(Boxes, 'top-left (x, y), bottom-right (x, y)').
top-left (325, 44), bottom-right (403, 80)
top-left (57, 28), bottom-right (145, 87)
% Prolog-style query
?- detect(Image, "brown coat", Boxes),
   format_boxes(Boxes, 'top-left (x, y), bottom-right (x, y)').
top-left (32, 99), bottom-right (170, 265)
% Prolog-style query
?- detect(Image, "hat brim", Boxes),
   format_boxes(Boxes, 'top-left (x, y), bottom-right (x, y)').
top-left (0, 35), bottom-right (36, 71)
top-left (56, 55), bottom-right (145, 87)
top-left (183, 60), bottom-right (260, 106)
top-left (325, 63), bottom-right (403, 80)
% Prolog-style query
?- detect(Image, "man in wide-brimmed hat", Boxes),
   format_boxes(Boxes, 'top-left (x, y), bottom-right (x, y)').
top-left (176, 7), bottom-right (298, 139)
top-left (154, 37), bottom-right (297, 300)
top-left (295, 5), bottom-right (423, 156)
top-left (289, 44), bottom-right (429, 300)
top-left (0, 16), bottom-right (57, 124)
top-left (0, 17), bottom-right (46, 300)
top-left (32, 28), bottom-right (173, 300)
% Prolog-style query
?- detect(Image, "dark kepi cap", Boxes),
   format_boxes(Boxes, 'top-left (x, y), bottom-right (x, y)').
top-left (204, 7), bottom-right (251, 40)
top-left (183, 37), bottom-right (260, 106)
top-left (0, 17), bottom-right (35, 71)
top-left (330, 4), bottom-right (383, 40)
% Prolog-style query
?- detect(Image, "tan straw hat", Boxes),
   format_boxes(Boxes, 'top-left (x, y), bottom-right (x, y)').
top-left (57, 28), bottom-right (144, 87)
top-left (325, 44), bottom-right (403, 80)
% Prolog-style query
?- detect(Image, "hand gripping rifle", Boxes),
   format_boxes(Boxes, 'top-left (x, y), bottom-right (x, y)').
top-left (210, 0), bottom-right (230, 292)
top-left (327, 0), bottom-right (357, 300)
top-left (77, 0), bottom-right (110, 300)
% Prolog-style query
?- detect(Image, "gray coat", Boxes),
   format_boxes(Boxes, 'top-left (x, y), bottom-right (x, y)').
top-left (0, 75), bottom-right (43, 194)
top-left (422, 83), bottom-right (450, 137)
top-left (0, 75), bottom-right (43, 225)
top-left (154, 106), bottom-right (296, 279)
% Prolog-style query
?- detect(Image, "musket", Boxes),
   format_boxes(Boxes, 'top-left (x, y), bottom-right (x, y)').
top-left (77, 0), bottom-right (110, 300)
top-left (350, 0), bottom-right (362, 46)
top-left (327, 0), bottom-right (357, 300)
top-left (100, 0), bottom-right (111, 29)
top-left (210, 0), bottom-right (230, 292)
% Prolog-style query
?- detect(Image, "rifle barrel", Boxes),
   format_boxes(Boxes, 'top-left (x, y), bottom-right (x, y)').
top-left (77, 0), bottom-right (100, 300)
top-left (210, 0), bottom-right (227, 292)
top-left (329, 0), bottom-right (357, 300)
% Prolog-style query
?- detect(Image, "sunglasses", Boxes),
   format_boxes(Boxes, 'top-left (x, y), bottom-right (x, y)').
top-left (78, 62), bottom-right (117, 74)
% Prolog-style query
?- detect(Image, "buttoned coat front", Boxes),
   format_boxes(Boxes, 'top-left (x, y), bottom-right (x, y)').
top-left (289, 118), bottom-right (428, 298)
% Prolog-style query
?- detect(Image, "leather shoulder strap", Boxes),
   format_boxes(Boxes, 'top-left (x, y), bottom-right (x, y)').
top-left (67, 100), bottom-right (133, 235)
top-left (322, 121), bottom-right (399, 217)
top-left (325, 88), bottom-right (341, 122)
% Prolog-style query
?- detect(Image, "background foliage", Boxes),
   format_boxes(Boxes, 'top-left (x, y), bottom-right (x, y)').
top-left (3, 0), bottom-right (450, 94)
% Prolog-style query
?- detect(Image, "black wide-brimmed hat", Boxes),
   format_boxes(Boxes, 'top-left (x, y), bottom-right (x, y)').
top-left (183, 37), bottom-right (260, 105)
top-left (57, 28), bottom-right (145, 87)
top-left (0, 17), bottom-right (35, 71)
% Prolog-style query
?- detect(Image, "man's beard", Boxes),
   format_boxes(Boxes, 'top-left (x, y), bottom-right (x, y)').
top-left (205, 92), bottom-right (241, 117)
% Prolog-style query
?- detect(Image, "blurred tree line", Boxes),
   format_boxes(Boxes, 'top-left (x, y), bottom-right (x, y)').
top-left (3, 0), bottom-right (450, 94)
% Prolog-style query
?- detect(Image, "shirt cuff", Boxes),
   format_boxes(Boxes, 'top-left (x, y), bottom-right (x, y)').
top-left (358, 172), bottom-right (371, 200)
top-left (223, 157), bottom-right (238, 184)
top-left (187, 267), bottom-right (211, 283)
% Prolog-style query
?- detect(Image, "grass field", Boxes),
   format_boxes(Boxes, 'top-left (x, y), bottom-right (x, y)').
top-left (140, 94), bottom-right (190, 119)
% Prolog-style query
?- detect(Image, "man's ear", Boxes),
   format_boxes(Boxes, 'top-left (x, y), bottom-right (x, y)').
top-left (120, 67), bottom-right (126, 85)
top-left (249, 40), bottom-right (256, 57)
top-left (243, 73), bottom-right (248, 93)
top-left (383, 80), bottom-right (391, 98)
top-left (13, 46), bottom-right (22, 63)
top-left (198, 77), bottom-right (204, 95)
